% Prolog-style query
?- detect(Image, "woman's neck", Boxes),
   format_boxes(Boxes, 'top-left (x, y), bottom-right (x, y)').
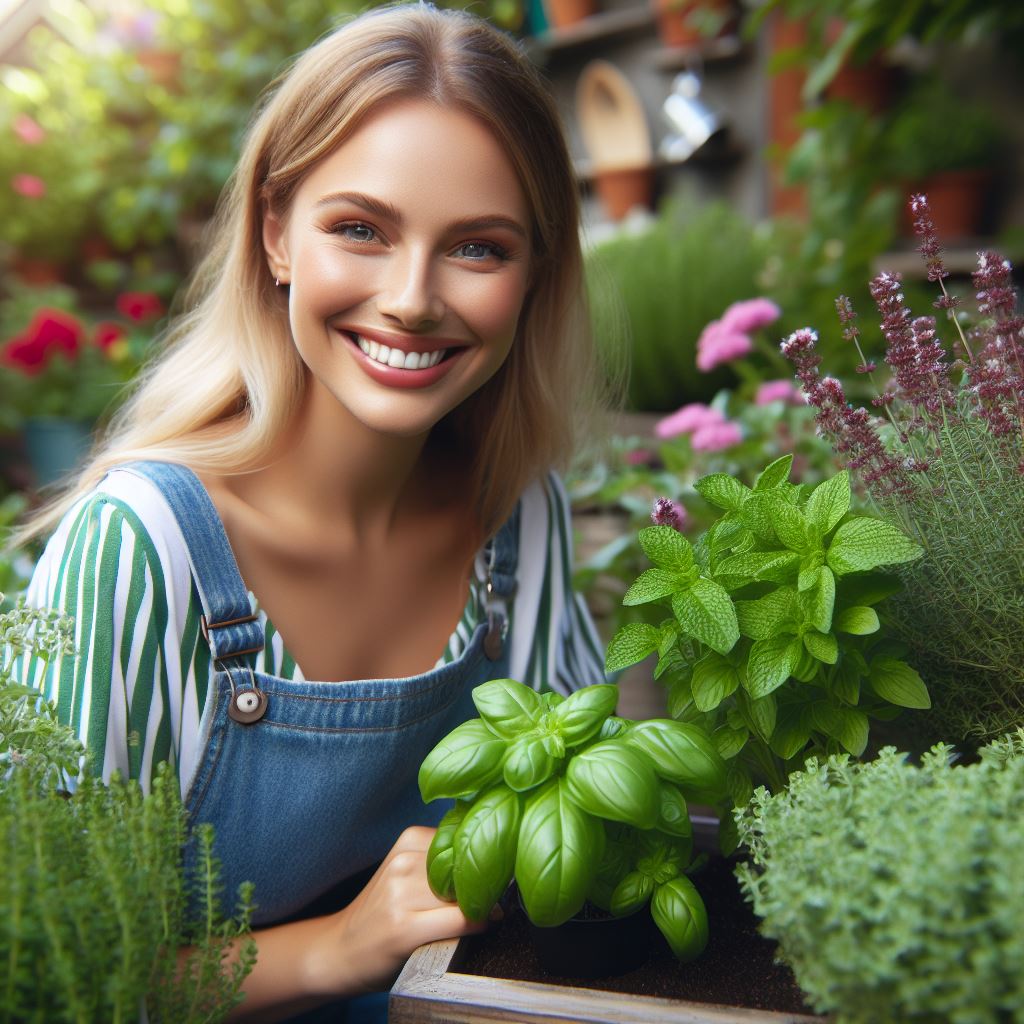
top-left (228, 377), bottom-right (439, 549)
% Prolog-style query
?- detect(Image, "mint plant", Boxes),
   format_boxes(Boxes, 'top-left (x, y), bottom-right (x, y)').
top-left (604, 455), bottom-right (927, 844)
top-left (781, 194), bottom-right (1024, 747)
top-left (735, 731), bottom-right (1024, 1024)
top-left (418, 678), bottom-right (726, 962)
top-left (1, 595), bottom-right (256, 1022)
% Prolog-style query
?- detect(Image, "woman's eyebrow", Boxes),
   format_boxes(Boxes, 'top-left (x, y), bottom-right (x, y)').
top-left (314, 190), bottom-right (528, 240)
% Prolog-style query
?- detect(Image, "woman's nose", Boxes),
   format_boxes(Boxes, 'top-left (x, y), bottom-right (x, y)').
top-left (376, 249), bottom-right (445, 329)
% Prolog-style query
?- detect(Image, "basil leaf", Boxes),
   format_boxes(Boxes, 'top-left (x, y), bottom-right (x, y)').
top-left (515, 778), bottom-right (604, 926)
top-left (623, 567), bottom-right (690, 606)
top-left (610, 871), bottom-right (654, 916)
top-left (472, 678), bottom-right (542, 739)
top-left (426, 802), bottom-right (469, 901)
top-left (769, 703), bottom-right (813, 760)
top-left (735, 586), bottom-right (799, 640)
top-left (712, 723), bottom-right (749, 759)
top-left (754, 455), bottom-right (793, 490)
top-left (550, 683), bottom-right (619, 745)
top-left (835, 606), bottom-right (880, 635)
top-left (801, 566), bottom-right (836, 633)
top-left (738, 689), bottom-right (777, 743)
top-left (452, 784), bottom-right (522, 922)
top-left (803, 629), bottom-right (838, 664)
top-left (564, 740), bottom-right (660, 829)
top-left (656, 780), bottom-right (693, 839)
top-left (651, 876), bottom-right (709, 962)
top-left (623, 720), bottom-right (726, 801)
top-left (419, 719), bottom-right (507, 802)
top-left (503, 735), bottom-right (555, 792)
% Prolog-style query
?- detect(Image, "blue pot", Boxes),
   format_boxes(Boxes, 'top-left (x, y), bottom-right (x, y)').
top-left (23, 417), bottom-right (93, 488)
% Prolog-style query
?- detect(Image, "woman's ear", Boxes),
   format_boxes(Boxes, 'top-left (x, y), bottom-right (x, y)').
top-left (263, 208), bottom-right (291, 286)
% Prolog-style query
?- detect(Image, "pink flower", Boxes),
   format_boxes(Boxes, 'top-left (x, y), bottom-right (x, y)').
top-left (116, 291), bottom-right (164, 323)
top-left (625, 448), bottom-right (655, 466)
top-left (691, 420), bottom-right (742, 452)
top-left (721, 297), bottom-right (781, 334)
top-left (655, 402), bottom-right (724, 439)
top-left (755, 379), bottom-right (802, 406)
top-left (12, 173), bottom-right (45, 198)
top-left (696, 320), bottom-right (753, 372)
top-left (13, 114), bottom-right (45, 145)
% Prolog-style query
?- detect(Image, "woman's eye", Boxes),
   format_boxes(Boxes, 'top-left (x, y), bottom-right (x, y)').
top-left (334, 222), bottom-right (377, 243)
top-left (455, 241), bottom-right (507, 261)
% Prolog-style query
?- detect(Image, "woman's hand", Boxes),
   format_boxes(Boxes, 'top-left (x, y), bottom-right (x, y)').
top-left (304, 825), bottom-right (496, 997)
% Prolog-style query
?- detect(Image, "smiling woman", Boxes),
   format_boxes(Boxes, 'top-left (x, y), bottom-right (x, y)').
top-left (12, 4), bottom-right (612, 1023)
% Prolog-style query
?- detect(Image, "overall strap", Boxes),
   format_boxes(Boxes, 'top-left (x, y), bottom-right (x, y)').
top-left (117, 461), bottom-right (265, 664)
top-left (481, 500), bottom-right (520, 661)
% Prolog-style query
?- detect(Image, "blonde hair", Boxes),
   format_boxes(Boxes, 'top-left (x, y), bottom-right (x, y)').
top-left (18, 2), bottom-right (611, 545)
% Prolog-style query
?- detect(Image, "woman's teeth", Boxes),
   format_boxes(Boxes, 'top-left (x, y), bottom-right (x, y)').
top-left (357, 336), bottom-right (446, 370)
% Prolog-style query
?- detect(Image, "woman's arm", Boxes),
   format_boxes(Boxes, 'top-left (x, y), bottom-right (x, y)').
top-left (226, 826), bottom-right (493, 1022)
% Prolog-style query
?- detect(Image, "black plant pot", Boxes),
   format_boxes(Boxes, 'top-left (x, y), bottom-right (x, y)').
top-left (513, 885), bottom-right (660, 978)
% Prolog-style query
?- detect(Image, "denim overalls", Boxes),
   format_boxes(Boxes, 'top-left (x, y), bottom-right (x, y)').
top-left (124, 461), bottom-right (518, 1020)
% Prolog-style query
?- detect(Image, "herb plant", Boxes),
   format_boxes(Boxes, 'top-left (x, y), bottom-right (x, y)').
top-left (781, 194), bottom-right (1024, 745)
top-left (604, 456), bottom-right (928, 847)
top-left (1, 595), bottom-right (256, 1022)
top-left (418, 678), bottom-right (727, 961)
top-left (735, 730), bottom-right (1024, 1024)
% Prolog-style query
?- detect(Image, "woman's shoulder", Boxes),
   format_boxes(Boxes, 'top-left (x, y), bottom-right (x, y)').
top-left (31, 465), bottom-right (193, 600)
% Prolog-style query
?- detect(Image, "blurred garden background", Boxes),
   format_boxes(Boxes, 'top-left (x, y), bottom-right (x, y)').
top-left (1, 0), bottom-right (1023, 647)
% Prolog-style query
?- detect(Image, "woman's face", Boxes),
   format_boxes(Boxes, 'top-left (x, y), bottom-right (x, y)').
top-left (263, 98), bottom-right (533, 439)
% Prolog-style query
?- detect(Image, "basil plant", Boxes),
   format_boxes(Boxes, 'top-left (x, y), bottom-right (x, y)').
top-left (418, 678), bottom-right (727, 962)
top-left (605, 456), bottom-right (929, 849)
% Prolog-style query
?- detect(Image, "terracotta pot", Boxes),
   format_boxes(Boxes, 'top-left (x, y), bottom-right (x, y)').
top-left (593, 166), bottom-right (655, 220)
top-left (543, 0), bottom-right (595, 30)
top-left (904, 169), bottom-right (990, 239)
top-left (653, 0), bottom-right (736, 49)
top-left (824, 56), bottom-right (897, 115)
top-left (10, 256), bottom-right (64, 286)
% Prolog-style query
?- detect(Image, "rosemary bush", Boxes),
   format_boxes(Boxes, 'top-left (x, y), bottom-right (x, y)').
top-left (781, 194), bottom-right (1024, 746)
top-left (736, 731), bottom-right (1024, 1024)
top-left (1, 596), bottom-right (256, 1023)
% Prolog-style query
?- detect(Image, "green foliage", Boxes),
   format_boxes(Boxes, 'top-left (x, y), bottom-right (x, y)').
top-left (586, 201), bottom-right (764, 411)
top-left (419, 678), bottom-right (718, 961)
top-left (606, 457), bottom-right (929, 821)
top-left (887, 76), bottom-right (1004, 179)
top-left (0, 597), bottom-right (256, 1021)
top-left (735, 731), bottom-right (1024, 1024)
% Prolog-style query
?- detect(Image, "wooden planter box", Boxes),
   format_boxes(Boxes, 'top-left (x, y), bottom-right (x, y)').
top-left (390, 935), bottom-right (825, 1023)
top-left (391, 818), bottom-right (829, 1024)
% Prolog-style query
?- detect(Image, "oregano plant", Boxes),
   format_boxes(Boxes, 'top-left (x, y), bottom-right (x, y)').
top-left (605, 455), bottom-right (929, 847)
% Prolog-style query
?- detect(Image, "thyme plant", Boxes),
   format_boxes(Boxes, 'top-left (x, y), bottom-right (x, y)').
top-left (1, 595), bottom-right (256, 1023)
top-left (781, 194), bottom-right (1024, 745)
top-left (736, 731), bottom-right (1024, 1024)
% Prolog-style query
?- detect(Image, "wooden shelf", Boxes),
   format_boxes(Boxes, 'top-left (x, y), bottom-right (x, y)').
top-left (652, 34), bottom-right (747, 70)
top-left (525, 6), bottom-right (654, 61)
top-left (573, 135), bottom-right (743, 181)
top-left (872, 242), bottom-right (1023, 279)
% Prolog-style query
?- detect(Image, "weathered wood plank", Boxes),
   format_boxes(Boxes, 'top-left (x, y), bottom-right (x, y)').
top-left (390, 937), bottom-right (827, 1024)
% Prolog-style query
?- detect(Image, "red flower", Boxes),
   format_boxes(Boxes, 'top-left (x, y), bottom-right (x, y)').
top-left (12, 173), bottom-right (45, 198)
top-left (94, 321), bottom-right (126, 350)
top-left (2, 308), bottom-right (84, 375)
top-left (116, 291), bottom-right (163, 323)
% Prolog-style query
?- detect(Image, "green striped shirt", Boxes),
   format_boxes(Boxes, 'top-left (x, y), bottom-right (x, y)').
top-left (18, 468), bottom-right (607, 793)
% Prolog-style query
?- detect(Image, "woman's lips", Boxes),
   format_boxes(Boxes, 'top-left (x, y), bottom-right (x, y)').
top-left (338, 330), bottom-right (466, 389)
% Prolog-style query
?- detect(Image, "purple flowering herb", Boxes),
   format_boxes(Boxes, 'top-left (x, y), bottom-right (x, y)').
top-left (909, 194), bottom-right (963, 322)
top-left (969, 250), bottom-right (1024, 444)
top-left (651, 497), bottom-right (684, 531)
top-left (780, 330), bottom-right (912, 498)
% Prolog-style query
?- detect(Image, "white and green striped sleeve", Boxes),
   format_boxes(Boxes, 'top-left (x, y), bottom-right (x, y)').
top-left (510, 472), bottom-right (608, 696)
top-left (18, 479), bottom-right (202, 793)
